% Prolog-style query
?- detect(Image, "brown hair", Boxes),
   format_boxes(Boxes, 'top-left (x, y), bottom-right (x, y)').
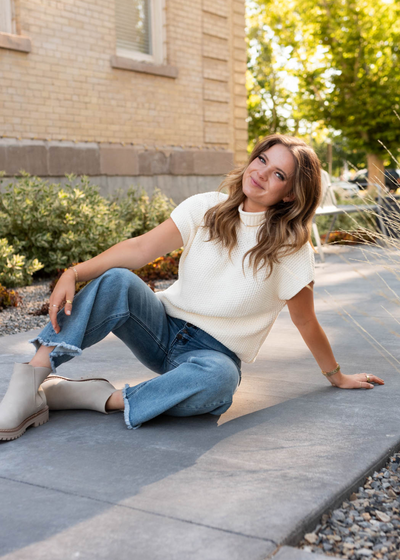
top-left (203, 134), bottom-right (322, 277)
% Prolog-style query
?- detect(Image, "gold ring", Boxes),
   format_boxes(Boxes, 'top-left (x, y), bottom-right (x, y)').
top-left (66, 300), bottom-right (73, 304)
top-left (366, 374), bottom-right (371, 383)
top-left (52, 304), bottom-right (58, 308)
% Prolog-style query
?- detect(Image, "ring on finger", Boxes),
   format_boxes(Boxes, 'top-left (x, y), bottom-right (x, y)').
top-left (51, 304), bottom-right (58, 308)
top-left (366, 374), bottom-right (371, 383)
top-left (66, 300), bottom-right (73, 304)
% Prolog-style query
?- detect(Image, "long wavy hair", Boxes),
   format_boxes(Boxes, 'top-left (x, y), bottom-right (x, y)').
top-left (203, 134), bottom-right (322, 277)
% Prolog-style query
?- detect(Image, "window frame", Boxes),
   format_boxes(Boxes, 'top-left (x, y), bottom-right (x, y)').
top-left (0, 0), bottom-right (15, 34)
top-left (115, 0), bottom-right (164, 65)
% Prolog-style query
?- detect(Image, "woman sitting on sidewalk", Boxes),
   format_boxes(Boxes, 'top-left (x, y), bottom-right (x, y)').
top-left (0, 134), bottom-right (384, 441)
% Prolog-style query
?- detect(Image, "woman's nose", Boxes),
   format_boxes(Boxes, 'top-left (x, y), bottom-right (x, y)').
top-left (257, 166), bottom-right (270, 181)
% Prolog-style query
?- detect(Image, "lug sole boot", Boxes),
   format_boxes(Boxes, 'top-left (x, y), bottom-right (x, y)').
top-left (41, 375), bottom-right (117, 413)
top-left (0, 363), bottom-right (52, 441)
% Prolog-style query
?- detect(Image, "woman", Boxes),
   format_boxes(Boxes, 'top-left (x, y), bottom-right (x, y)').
top-left (0, 134), bottom-right (384, 441)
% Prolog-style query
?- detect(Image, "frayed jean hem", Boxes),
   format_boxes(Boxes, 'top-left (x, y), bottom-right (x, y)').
top-left (122, 384), bottom-right (142, 430)
top-left (29, 335), bottom-right (82, 373)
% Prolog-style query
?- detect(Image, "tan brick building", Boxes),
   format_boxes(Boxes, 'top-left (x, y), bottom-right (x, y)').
top-left (0, 0), bottom-right (248, 202)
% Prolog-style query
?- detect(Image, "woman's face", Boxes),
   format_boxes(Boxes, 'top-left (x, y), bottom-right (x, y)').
top-left (242, 144), bottom-right (296, 212)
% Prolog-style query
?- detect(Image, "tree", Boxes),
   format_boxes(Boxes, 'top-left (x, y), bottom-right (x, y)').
top-left (246, 1), bottom-right (302, 148)
top-left (289, 0), bottom-right (400, 191)
top-left (247, 0), bottom-right (400, 190)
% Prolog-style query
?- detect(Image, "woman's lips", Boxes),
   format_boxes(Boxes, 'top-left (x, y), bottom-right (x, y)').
top-left (250, 176), bottom-right (263, 189)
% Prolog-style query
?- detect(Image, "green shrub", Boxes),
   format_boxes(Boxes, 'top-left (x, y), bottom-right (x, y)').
top-left (0, 175), bottom-right (175, 275)
top-left (0, 174), bottom-right (130, 273)
top-left (114, 186), bottom-right (175, 237)
top-left (0, 283), bottom-right (22, 311)
top-left (0, 238), bottom-right (43, 287)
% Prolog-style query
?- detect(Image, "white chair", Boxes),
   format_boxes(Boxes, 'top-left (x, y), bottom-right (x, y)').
top-left (313, 170), bottom-right (379, 262)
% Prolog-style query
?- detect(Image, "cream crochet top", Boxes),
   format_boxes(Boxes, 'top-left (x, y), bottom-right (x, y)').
top-left (155, 192), bottom-right (315, 363)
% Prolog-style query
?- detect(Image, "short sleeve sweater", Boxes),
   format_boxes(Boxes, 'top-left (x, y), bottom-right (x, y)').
top-left (155, 191), bottom-right (315, 363)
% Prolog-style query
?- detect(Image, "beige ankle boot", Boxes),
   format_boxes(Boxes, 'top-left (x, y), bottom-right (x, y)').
top-left (0, 363), bottom-right (52, 441)
top-left (41, 376), bottom-right (117, 414)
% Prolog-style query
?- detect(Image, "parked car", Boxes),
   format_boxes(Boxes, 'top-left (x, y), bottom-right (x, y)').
top-left (348, 168), bottom-right (400, 191)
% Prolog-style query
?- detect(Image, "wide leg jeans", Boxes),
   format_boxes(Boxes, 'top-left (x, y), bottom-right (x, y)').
top-left (30, 269), bottom-right (241, 429)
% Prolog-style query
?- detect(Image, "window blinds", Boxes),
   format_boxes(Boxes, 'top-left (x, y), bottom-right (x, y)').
top-left (115, 0), bottom-right (152, 55)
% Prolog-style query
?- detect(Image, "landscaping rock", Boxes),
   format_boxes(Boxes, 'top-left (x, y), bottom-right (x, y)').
top-left (299, 453), bottom-right (400, 559)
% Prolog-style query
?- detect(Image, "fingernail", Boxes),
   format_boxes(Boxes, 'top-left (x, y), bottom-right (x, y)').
top-left (66, 310), bottom-right (71, 315)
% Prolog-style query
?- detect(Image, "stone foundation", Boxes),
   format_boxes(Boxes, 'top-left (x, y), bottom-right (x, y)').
top-left (0, 138), bottom-right (235, 203)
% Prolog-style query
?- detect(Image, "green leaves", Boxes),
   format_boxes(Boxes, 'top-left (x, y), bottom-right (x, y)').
top-left (0, 176), bottom-right (175, 282)
top-left (247, 0), bottom-right (300, 146)
top-left (113, 186), bottom-right (175, 238)
top-left (247, 0), bottom-right (400, 157)
top-left (0, 238), bottom-right (43, 287)
top-left (292, 0), bottom-right (400, 153)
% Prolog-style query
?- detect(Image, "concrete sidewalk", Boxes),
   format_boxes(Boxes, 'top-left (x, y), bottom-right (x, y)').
top-left (0, 246), bottom-right (399, 560)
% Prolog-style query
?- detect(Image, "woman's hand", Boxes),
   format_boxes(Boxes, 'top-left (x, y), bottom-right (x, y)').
top-left (49, 269), bottom-right (76, 334)
top-left (330, 372), bottom-right (385, 389)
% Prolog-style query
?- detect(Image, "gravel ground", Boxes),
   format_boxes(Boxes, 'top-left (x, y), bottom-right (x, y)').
top-left (299, 454), bottom-right (400, 559)
top-left (0, 278), bottom-right (175, 337)
top-left (0, 280), bottom-right (52, 336)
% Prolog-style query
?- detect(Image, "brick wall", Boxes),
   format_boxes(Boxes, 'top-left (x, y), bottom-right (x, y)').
top-left (0, 0), bottom-right (248, 182)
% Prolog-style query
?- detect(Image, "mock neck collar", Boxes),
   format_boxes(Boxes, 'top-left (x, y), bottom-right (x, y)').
top-left (238, 203), bottom-right (265, 227)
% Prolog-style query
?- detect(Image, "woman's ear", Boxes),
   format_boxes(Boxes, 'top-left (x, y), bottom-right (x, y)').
top-left (283, 192), bottom-right (295, 203)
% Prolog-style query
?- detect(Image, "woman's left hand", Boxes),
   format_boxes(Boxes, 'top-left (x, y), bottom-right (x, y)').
top-left (331, 372), bottom-right (385, 389)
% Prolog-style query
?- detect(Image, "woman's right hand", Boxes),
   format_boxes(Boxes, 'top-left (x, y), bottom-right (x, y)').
top-left (49, 268), bottom-right (76, 334)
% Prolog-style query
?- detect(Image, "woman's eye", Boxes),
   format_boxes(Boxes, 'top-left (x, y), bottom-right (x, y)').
top-left (258, 155), bottom-right (266, 164)
top-left (276, 172), bottom-right (285, 181)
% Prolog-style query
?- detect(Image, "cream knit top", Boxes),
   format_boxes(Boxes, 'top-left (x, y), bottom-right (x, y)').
top-left (155, 191), bottom-right (315, 363)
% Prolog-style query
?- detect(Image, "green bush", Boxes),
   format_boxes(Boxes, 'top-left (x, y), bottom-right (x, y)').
top-left (0, 175), bottom-right (175, 275)
top-left (113, 186), bottom-right (176, 237)
top-left (0, 238), bottom-right (43, 287)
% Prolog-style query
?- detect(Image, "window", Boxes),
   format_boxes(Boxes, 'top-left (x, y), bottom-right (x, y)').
top-left (0, 0), bottom-right (15, 34)
top-left (115, 0), bottom-right (164, 64)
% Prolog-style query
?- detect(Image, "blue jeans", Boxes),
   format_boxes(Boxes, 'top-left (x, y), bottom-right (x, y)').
top-left (30, 268), bottom-right (241, 429)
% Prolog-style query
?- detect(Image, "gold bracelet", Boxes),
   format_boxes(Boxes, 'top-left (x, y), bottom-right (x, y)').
top-left (69, 266), bottom-right (79, 282)
top-left (321, 362), bottom-right (340, 378)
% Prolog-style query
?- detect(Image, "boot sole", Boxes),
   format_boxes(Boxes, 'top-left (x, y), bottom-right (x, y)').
top-left (0, 407), bottom-right (49, 442)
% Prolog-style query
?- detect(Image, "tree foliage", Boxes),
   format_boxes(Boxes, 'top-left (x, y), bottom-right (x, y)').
top-left (247, 0), bottom-right (400, 162)
top-left (247, 1), bottom-right (301, 147)
top-left (294, 0), bottom-right (400, 156)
